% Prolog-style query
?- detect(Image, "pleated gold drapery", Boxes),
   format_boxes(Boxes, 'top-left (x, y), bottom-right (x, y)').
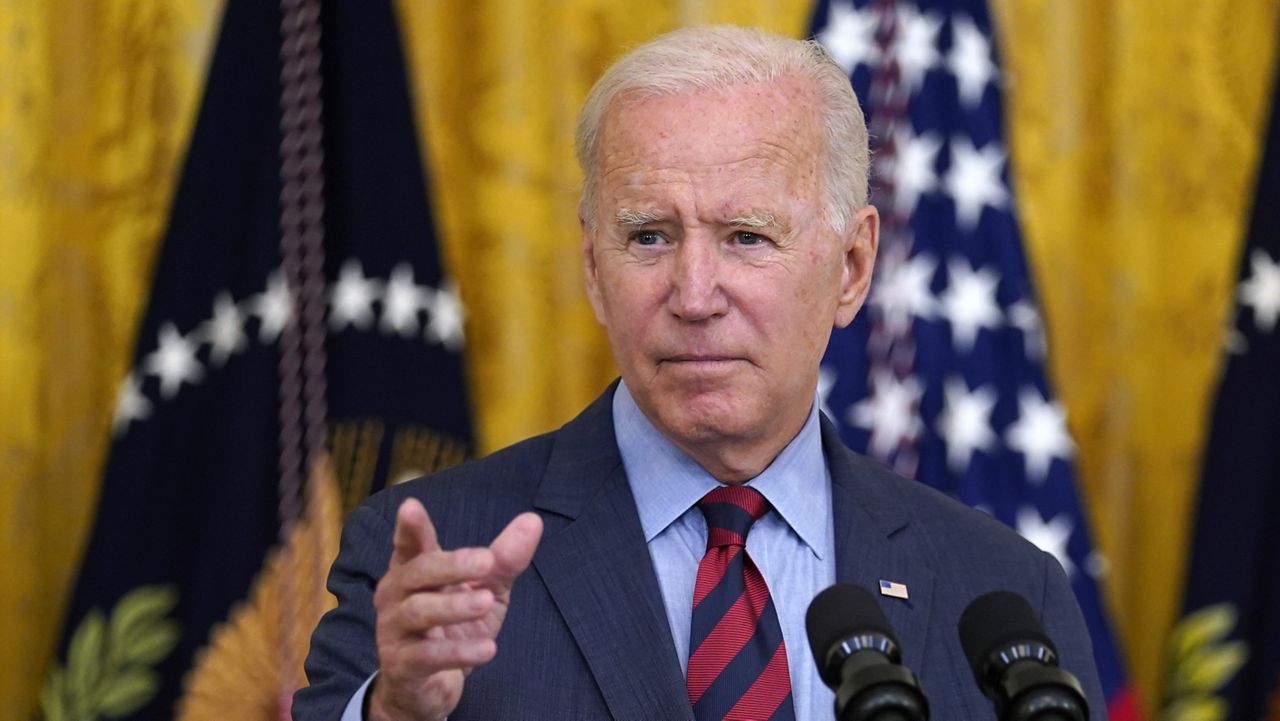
top-left (991, 0), bottom-right (1280, 705)
top-left (0, 2), bottom-right (221, 719)
top-left (0, 1), bottom-right (1276, 719)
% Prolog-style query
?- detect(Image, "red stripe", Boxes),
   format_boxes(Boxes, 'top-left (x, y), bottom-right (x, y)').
top-left (706, 527), bottom-right (746, 548)
top-left (686, 588), bottom-right (768, 704)
top-left (723, 641), bottom-right (792, 720)
top-left (1105, 688), bottom-right (1143, 721)
top-left (691, 545), bottom-right (741, 608)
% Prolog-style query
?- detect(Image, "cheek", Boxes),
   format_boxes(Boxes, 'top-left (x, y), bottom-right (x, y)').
top-left (777, 259), bottom-right (841, 347)
top-left (599, 266), bottom-right (666, 330)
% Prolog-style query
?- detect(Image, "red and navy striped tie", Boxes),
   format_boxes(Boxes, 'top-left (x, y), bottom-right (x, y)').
top-left (687, 485), bottom-right (794, 720)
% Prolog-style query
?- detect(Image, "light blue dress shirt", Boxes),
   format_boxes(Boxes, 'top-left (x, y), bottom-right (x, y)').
top-left (340, 382), bottom-right (837, 720)
top-left (613, 381), bottom-right (837, 720)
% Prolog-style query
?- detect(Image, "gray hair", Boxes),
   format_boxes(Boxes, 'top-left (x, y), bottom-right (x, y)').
top-left (575, 25), bottom-right (870, 233)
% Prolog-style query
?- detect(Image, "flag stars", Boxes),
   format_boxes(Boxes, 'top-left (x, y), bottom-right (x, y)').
top-left (253, 271), bottom-right (293, 343)
top-left (941, 259), bottom-right (1002, 351)
top-left (889, 127), bottom-right (942, 217)
top-left (849, 370), bottom-right (924, 460)
top-left (1238, 248), bottom-right (1280, 334)
top-left (112, 373), bottom-right (152, 435)
top-left (937, 377), bottom-right (997, 473)
top-left (947, 15), bottom-right (997, 108)
top-left (201, 292), bottom-right (247, 367)
top-left (330, 260), bottom-right (382, 331)
top-left (944, 136), bottom-right (1008, 230)
top-left (1005, 387), bottom-right (1074, 482)
top-left (871, 250), bottom-right (939, 335)
top-left (819, 1), bottom-right (879, 74)
top-left (1008, 299), bottom-right (1047, 360)
top-left (382, 263), bottom-right (431, 337)
top-left (894, 5), bottom-right (943, 94)
top-left (144, 322), bottom-right (204, 399)
top-left (113, 260), bottom-right (466, 439)
top-left (1016, 505), bottom-right (1076, 578)
top-left (426, 282), bottom-right (465, 350)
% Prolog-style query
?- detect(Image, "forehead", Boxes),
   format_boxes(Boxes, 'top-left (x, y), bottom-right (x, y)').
top-left (594, 77), bottom-right (825, 204)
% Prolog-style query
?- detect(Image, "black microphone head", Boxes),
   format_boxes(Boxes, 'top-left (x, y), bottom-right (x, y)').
top-left (958, 591), bottom-right (1057, 678)
top-left (806, 583), bottom-right (899, 686)
top-left (958, 591), bottom-right (1088, 720)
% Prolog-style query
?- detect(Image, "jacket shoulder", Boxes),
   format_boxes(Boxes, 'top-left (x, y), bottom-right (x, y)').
top-left (831, 439), bottom-right (1055, 579)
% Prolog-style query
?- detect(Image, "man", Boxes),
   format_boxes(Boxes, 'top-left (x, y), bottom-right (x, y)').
top-left (295, 26), bottom-right (1105, 721)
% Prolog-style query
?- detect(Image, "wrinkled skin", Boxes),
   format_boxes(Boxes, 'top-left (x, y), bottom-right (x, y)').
top-left (583, 76), bottom-right (879, 483)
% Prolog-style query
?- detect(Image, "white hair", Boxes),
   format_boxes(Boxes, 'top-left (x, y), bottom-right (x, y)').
top-left (575, 25), bottom-right (870, 233)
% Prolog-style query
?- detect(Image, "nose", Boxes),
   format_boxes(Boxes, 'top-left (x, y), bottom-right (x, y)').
top-left (668, 238), bottom-right (729, 321)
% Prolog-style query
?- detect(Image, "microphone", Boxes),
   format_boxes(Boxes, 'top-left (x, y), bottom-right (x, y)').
top-left (805, 583), bottom-right (929, 721)
top-left (958, 591), bottom-right (1089, 721)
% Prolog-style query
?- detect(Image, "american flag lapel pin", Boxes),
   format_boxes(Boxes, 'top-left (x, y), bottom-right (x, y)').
top-left (879, 579), bottom-right (909, 600)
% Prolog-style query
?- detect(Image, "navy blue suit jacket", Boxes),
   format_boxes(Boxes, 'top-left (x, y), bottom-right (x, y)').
top-left (294, 386), bottom-right (1105, 720)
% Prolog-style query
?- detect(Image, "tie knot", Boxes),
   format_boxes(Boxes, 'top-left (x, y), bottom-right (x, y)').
top-left (697, 485), bottom-right (769, 549)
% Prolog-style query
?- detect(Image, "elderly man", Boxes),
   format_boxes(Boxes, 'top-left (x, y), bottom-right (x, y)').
top-left (295, 26), bottom-right (1104, 721)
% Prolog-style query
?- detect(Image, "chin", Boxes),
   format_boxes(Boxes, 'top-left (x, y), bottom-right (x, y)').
top-left (654, 396), bottom-right (759, 446)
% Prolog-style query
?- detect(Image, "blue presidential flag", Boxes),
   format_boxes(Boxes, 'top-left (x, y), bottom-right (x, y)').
top-left (1162, 52), bottom-right (1280, 721)
top-left (810, 2), bottom-right (1142, 718)
top-left (40, 1), bottom-right (471, 719)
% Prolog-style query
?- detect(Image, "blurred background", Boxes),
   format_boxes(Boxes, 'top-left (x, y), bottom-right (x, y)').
top-left (2, 0), bottom-right (1277, 720)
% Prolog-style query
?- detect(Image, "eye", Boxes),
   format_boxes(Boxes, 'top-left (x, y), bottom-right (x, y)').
top-left (632, 230), bottom-right (663, 246)
top-left (733, 231), bottom-right (766, 246)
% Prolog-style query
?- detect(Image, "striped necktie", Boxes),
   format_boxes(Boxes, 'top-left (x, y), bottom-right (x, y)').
top-left (687, 485), bottom-right (795, 720)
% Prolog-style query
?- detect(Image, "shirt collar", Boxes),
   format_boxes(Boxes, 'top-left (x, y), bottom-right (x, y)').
top-left (613, 380), bottom-right (830, 560)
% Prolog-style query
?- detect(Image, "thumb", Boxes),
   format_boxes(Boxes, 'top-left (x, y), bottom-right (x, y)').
top-left (390, 498), bottom-right (438, 567)
top-left (486, 512), bottom-right (543, 590)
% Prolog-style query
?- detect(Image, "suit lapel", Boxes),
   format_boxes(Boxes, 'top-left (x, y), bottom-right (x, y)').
top-left (531, 388), bottom-right (694, 721)
top-left (823, 418), bottom-right (935, 675)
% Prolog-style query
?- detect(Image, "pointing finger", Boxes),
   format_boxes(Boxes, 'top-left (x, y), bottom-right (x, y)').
top-left (391, 498), bottom-right (439, 568)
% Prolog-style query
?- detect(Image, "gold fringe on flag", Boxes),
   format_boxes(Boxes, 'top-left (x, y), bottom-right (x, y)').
top-left (175, 457), bottom-right (341, 721)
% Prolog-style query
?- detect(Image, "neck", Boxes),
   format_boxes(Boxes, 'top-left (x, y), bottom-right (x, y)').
top-left (665, 406), bottom-right (811, 485)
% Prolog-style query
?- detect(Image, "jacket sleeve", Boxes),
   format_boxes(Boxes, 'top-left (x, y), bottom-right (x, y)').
top-left (293, 499), bottom-right (395, 721)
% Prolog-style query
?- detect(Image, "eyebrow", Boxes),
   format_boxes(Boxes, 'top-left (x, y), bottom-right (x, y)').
top-left (727, 211), bottom-right (778, 228)
top-left (615, 208), bottom-right (663, 226)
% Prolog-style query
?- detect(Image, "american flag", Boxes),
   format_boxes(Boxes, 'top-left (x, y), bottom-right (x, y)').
top-left (810, 1), bottom-right (1142, 718)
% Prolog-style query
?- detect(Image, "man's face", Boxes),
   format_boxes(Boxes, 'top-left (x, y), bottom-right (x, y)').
top-left (583, 76), bottom-right (878, 476)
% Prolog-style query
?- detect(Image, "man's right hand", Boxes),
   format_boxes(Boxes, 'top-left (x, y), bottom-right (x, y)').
top-left (367, 498), bottom-right (543, 721)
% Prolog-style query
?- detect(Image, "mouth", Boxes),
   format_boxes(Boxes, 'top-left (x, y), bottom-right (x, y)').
top-left (659, 355), bottom-right (746, 370)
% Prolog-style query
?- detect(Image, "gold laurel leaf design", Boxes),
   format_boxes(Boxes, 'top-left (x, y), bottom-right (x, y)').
top-left (1168, 604), bottom-right (1238, 661)
top-left (1161, 697), bottom-right (1228, 721)
top-left (108, 585), bottom-right (182, 667)
top-left (1160, 603), bottom-right (1250, 721)
top-left (38, 585), bottom-right (180, 721)
top-left (174, 459), bottom-right (341, 721)
top-left (39, 668), bottom-right (69, 721)
top-left (1179, 644), bottom-right (1249, 697)
top-left (96, 670), bottom-right (160, 718)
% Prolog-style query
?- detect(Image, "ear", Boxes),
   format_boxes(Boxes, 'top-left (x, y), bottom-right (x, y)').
top-left (581, 218), bottom-right (607, 324)
top-left (833, 204), bottom-right (879, 329)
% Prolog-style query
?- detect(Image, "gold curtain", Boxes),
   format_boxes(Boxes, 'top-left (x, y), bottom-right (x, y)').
top-left (396, 0), bottom-right (814, 451)
top-left (0, 2), bottom-right (222, 719)
top-left (1, 1), bottom-right (1277, 719)
top-left (991, 0), bottom-right (1280, 706)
